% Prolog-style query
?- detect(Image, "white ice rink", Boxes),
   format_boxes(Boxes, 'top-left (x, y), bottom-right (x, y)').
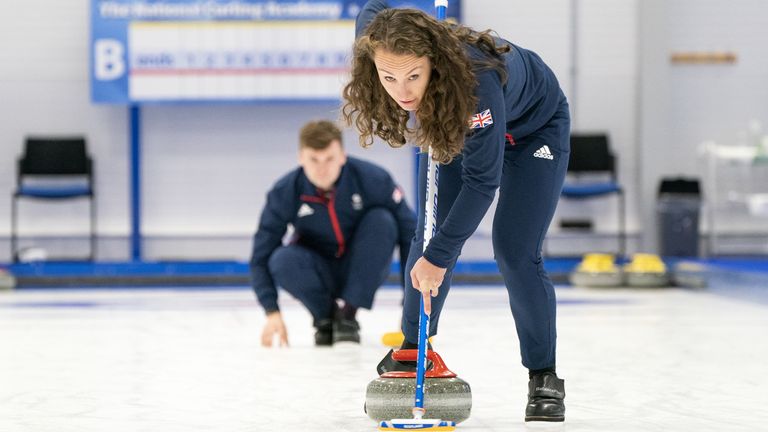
top-left (1, 283), bottom-right (767, 432)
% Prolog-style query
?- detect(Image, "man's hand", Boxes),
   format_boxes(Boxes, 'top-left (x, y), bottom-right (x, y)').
top-left (261, 311), bottom-right (289, 347)
top-left (410, 257), bottom-right (447, 315)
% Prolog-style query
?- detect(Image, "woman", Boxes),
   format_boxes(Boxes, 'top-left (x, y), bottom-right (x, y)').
top-left (343, 2), bottom-right (570, 422)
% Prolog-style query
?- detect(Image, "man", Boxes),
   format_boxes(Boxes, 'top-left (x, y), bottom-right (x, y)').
top-left (250, 120), bottom-right (416, 347)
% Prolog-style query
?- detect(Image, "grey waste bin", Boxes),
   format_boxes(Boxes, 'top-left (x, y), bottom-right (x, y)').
top-left (656, 178), bottom-right (701, 257)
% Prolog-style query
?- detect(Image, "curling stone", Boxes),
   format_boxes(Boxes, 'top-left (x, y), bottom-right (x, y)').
top-left (569, 253), bottom-right (623, 287)
top-left (365, 349), bottom-right (472, 424)
top-left (624, 253), bottom-right (670, 287)
top-left (0, 269), bottom-right (15, 291)
top-left (671, 260), bottom-right (708, 289)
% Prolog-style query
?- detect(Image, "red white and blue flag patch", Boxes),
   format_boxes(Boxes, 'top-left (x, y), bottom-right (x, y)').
top-left (469, 108), bottom-right (494, 129)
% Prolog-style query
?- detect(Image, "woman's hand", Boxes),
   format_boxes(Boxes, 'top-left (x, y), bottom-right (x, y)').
top-left (410, 257), bottom-right (447, 314)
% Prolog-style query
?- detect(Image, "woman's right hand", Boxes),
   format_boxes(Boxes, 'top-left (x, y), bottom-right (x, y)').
top-left (410, 256), bottom-right (447, 314)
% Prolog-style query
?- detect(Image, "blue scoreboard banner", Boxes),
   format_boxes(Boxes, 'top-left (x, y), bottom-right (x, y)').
top-left (91, 0), bottom-right (460, 104)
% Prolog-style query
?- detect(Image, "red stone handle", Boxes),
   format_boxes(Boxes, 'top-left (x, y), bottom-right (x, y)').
top-left (380, 349), bottom-right (457, 378)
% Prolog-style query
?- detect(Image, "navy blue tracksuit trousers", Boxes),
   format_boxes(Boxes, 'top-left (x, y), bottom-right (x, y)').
top-left (268, 207), bottom-right (398, 326)
top-left (402, 105), bottom-right (571, 371)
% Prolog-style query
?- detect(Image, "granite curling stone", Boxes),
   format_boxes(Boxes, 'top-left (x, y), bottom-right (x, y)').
top-left (0, 269), bottom-right (15, 291)
top-left (569, 253), bottom-right (623, 287)
top-left (624, 253), bottom-right (670, 287)
top-left (364, 349), bottom-right (472, 424)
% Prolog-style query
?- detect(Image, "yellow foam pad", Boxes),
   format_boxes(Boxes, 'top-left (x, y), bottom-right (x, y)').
top-left (381, 331), bottom-right (405, 347)
top-left (381, 331), bottom-right (433, 348)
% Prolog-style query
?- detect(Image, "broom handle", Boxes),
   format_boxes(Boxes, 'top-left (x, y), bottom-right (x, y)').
top-left (414, 147), bottom-right (438, 416)
top-left (436, 0), bottom-right (447, 20)
top-left (413, 1), bottom-right (447, 417)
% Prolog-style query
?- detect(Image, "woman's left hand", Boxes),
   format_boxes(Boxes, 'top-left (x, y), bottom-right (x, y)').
top-left (410, 257), bottom-right (447, 314)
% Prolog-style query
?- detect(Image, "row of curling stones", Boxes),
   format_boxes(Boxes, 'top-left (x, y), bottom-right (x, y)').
top-left (570, 253), bottom-right (670, 287)
top-left (365, 348), bottom-right (472, 424)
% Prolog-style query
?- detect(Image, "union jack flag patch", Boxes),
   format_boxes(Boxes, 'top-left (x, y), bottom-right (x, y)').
top-left (469, 109), bottom-right (493, 129)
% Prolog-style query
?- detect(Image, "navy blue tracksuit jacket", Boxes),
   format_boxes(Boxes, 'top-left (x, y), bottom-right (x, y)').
top-left (357, 1), bottom-right (571, 371)
top-left (250, 156), bottom-right (416, 314)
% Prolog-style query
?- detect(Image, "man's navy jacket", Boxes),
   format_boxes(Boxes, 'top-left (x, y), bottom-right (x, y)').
top-left (250, 156), bottom-right (416, 313)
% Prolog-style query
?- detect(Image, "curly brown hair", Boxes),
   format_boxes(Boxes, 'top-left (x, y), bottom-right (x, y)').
top-left (342, 8), bottom-right (509, 163)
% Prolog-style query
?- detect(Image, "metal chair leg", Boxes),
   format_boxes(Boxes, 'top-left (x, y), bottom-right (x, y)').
top-left (618, 190), bottom-right (626, 259)
top-left (89, 195), bottom-right (96, 261)
top-left (10, 195), bottom-right (18, 262)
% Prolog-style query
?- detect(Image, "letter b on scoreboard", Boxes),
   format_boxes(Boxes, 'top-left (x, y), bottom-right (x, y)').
top-left (91, 37), bottom-right (129, 103)
top-left (93, 39), bottom-right (125, 81)
top-left (94, 39), bottom-right (125, 80)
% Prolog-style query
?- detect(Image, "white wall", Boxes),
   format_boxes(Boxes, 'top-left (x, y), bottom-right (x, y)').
top-left (0, 1), bottom-right (128, 259)
top-left (1, 0), bottom-right (767, 262)
top-left (639, 0), bottom-right (768, 254)
top-left (465, 0), bottom-right (641, 254)
top-left (566, 0), bottom-right (639, 234)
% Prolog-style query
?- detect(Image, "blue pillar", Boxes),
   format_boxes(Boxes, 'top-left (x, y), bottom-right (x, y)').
top-left (129, 105), bottom-right (142, 261)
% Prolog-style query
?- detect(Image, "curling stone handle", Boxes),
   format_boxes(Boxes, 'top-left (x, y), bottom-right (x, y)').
top-left (391, 349), bottom-right (457, 378)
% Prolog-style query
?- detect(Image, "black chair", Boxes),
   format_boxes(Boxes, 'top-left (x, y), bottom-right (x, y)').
top-left (560, 133), bottom-right (625, 257)
top-left (11, 137), bottom-right (96, 261)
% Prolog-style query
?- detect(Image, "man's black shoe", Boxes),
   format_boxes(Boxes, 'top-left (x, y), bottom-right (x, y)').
top-left (314, 319), bottom-right (333, 346)
top-left (332, 317), bottom-right (360, 343)
top-left (525, 372), bottom-right (565, 422)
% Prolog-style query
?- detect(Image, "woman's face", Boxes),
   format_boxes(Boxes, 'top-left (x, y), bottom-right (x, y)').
top-left (373, 48), bottom-right (432, 112)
